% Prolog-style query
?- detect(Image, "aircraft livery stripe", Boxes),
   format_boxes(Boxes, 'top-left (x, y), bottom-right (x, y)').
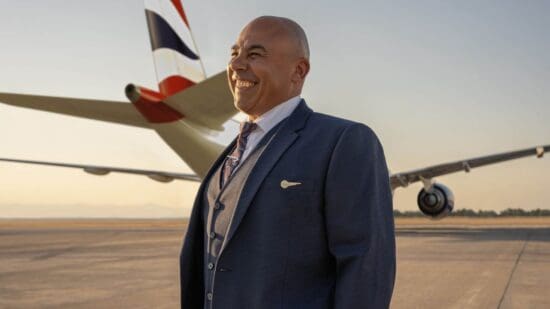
top-left (145, 9), bottom-right (199, 60)
top-left (152, 48), bottom-right (204, 84)
top-left (159, 75), bottom-right (196, 97)
top-left (132, 86), bottom-right (185, 123)
top-left (170, 0), bottom-right (190, 28)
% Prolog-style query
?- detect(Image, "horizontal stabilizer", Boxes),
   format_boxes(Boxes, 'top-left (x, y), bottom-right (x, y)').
top-left (0, 157), bottom-right (200, 183)
top-left (0, 93), bottom-right (150, 128)
top-left (164, 71), bottom-right (237, 130)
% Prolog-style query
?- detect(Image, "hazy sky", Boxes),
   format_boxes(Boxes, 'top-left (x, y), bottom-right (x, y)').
top-left (0, 0), bottom-right (549, 217)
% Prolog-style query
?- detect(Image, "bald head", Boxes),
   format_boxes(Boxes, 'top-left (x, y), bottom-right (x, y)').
top-left (244, 16), bottom-right (310, 60)
top-left (227, 16), bottom-right (311, 119)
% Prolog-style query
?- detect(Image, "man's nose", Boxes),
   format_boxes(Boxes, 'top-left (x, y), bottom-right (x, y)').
top-left (229, 54), bottom-right (247, 71)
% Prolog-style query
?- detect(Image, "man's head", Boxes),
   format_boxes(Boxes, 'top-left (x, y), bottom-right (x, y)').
top-left (227, 16), bottom-right (310, 120)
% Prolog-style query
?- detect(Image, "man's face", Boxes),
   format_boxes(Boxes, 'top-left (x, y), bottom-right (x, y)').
top-left (227, 21), bottom-right (298, 119)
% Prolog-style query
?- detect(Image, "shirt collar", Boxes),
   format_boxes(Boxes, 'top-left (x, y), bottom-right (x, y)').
top-left (249, 96), bottom-right (302, 133)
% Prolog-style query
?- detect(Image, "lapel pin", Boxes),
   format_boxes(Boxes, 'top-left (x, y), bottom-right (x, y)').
top-left (280, 180), bottom-right (302, 189)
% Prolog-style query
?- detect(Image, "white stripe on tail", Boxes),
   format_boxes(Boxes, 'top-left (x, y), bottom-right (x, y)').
top-left (144, 0), bottom-right (206, 96)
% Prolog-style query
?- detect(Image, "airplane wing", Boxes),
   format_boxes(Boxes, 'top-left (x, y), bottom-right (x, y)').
top-left (0, 93), bottom-right (149, 128)
top-left (163, 71), bottom-right (237, 131)
top-left (390, 144), bottom-right (550, 190)
top-left (0, 157), bottom-right (200, 183)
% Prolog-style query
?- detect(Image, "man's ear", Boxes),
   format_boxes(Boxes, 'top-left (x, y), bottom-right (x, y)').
top-left (292, 58), bottom-right (310, 82)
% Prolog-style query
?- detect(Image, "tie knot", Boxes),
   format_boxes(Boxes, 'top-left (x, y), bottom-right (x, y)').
top-left (239, 121), bottom-right (257, 138)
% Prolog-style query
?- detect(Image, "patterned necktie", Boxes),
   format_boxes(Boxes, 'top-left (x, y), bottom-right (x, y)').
top-left (221, 121), bottom-right (257, 188)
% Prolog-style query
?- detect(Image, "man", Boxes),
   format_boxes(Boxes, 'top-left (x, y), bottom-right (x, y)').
top-left (180, 16), bottom-right (395, 309)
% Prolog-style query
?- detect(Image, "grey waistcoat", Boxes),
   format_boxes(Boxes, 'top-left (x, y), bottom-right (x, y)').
top-left (202, 123), bottom-right (282, 308)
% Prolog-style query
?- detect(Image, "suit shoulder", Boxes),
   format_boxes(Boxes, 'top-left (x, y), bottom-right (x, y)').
top-left (307, 111), bottom-right (378, 138)
top-left (307, 111), bottom-right (355, 129)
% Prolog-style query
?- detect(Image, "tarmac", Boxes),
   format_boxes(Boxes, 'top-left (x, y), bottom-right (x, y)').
top-left (0, 218), bottom-right (549, 308)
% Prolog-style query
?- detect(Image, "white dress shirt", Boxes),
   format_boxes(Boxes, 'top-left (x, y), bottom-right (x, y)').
top-left (238, 95), bottom-right (301, 166)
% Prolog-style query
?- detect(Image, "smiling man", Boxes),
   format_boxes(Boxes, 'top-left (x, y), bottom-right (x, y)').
top-left (227, 17), bottom-right (309, 120)
top-left (179, 16), bottom-right (395, 309)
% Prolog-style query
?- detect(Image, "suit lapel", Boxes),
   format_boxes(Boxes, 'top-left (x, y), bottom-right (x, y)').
top-left (223, 100), bottom-right (312, 247)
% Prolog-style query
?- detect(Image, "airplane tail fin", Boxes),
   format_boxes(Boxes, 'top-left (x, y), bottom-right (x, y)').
top-left (144, 0), bottom-right (206, 97)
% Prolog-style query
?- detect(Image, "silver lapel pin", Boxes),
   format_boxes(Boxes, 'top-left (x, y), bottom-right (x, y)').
top-left (280, 180), bottom-right (302, 189)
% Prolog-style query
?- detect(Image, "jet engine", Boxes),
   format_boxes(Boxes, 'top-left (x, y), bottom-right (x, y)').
top-left (417, 183), bottom-right (454, 219)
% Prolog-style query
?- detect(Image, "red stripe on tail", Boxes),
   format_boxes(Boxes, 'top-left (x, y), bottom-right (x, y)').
top-left (171, 0), bottom-right (190, 28)
top-left (159, 75), bottom-right (196, 97)
top-left (132, 86), bottom-right (184, 123)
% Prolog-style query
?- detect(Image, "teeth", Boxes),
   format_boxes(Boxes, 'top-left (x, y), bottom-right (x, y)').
top-left (236, 80), bottom-right (255, 88)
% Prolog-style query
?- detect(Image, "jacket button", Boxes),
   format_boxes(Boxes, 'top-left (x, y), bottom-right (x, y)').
top-left (207, 292), bottom-right (213, 301)
top-left (208, 263), bottom-right (214, 270)
top-left (214, 202), bottom-right (224, 210)
top-left (209, 232), bottom-right (216, 239)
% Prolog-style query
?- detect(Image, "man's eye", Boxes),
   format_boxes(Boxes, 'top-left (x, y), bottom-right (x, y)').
top-left (249, 52), bottom-right (260, 58)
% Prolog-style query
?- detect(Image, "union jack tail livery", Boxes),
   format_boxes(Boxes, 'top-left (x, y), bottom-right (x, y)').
top-left (145, 0), bottom-right (205, 96)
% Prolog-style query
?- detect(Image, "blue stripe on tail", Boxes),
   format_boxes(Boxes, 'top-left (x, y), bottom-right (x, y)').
top-left (145, 9), bottom-right (199, 60)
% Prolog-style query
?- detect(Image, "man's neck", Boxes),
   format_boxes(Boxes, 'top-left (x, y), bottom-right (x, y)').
top-left (247, 96), bottom-right (302, 134)
top-left (247, 95), bottom-right (301, 122)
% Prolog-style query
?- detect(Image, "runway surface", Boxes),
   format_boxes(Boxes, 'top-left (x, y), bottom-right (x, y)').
top-left (0, 218), bottom-right (549, 308)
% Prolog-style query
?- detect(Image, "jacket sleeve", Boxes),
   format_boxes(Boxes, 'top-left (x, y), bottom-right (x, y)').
top-left (324, 123), bottom-right (396, 309)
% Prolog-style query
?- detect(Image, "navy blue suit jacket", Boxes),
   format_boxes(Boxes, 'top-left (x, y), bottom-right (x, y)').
top-left (180, 100), bottom-right (395, 308)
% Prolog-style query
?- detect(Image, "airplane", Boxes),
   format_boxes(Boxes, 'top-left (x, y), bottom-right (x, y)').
top-left (0, 0), bottom-right (548, 219)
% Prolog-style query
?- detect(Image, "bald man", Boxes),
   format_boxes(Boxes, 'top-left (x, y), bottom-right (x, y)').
top-left (179, 16), bottom-right (395, 309)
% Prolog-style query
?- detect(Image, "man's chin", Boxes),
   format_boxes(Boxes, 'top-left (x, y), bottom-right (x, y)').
top-left (234, 99), bottom-right (257, 115)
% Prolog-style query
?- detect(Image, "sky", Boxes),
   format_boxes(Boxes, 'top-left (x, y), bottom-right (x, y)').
top-left (0, 0), bottom-right (549, 218)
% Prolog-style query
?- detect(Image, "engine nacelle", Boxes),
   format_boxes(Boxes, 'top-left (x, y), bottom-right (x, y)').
top-left (417, 183), bottom-right (454, 219)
